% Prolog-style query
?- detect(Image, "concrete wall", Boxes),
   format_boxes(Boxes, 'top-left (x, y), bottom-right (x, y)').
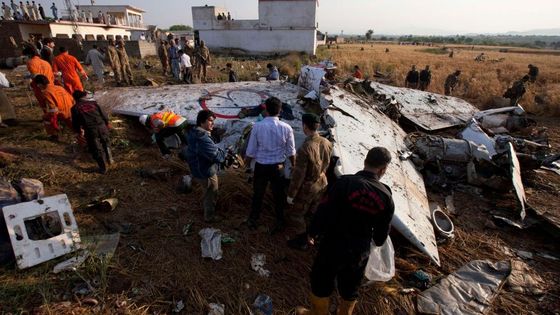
top-left (192, 0), bottom-right (318, 55)
top-left (81, 40), bottom-right (156, 60)
top-left (49, 23), bottom-right (131, 40)
top-left (258, 0), bottom-right (316, 28)
top-left (0, 22), bottom-right (25, 58)
top-left (18, 24), bottom-right (51, 42)
top-left (199, 29), bottom-right (316, 55)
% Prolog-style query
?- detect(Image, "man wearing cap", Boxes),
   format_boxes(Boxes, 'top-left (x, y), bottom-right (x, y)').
top-left (286, 113), bottom-right (332, 250)
top-left (138, 111), bottom-right (189, 158)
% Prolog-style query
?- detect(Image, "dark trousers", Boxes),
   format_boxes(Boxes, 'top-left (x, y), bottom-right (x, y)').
top-left (249, 162), bottom-right (286, 224)
top-left (419, 80), bottom-right (430, 91)
top-left (85, 126), bottom-right (111, 167)
top-left (155, 121), bottom-right (188, 155)
top-left (310, 240), bottom-right (370, 301)
top-left (182, 67), bottom-right (192, 84)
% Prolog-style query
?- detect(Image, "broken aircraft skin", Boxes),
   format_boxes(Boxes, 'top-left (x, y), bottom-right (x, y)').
top-left (95, 81), bottom-right (441, 266)
top-left (355, 80), bottom-right (480, 131)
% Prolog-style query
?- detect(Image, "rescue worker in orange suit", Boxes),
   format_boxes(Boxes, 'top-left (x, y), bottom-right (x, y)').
top-left (52, 46), bottom-right (88, 94)
top-left (296, 147), bottom-right (395, 315)
top-left (33, 74), bottom-right (75, 141)
top-left (71, 90), bottom-right (113, 174)
top-left (23, 46), bottom-right (54, 112)
top-left (139, 111), bottom-right (189, 158)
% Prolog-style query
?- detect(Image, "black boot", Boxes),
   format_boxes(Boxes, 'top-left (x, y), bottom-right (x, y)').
top-left (104, 146), bottom-right (114, 165)
top-left (96, 158), bottom-right (107, 174)
top-left (287, 233), bottom-right (309, 251)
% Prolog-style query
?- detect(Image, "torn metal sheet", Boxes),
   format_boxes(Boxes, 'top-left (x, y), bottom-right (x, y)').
top-left (327, 88), bottom-right (440, 265)
top-left (2, 194), bottom-right (81, 269)
top-left (508, 143), bottom-right (527, 220)
top-left (417, 260), bottom-right (511, 315)
top-left (366, 81), bottom-right (479, 131)
top-left (473, 105), bottom-right (528, 134)
top-left (459, 119), bottom-right (497, 157)
top-left (96, 82), bottom-right (440, 265)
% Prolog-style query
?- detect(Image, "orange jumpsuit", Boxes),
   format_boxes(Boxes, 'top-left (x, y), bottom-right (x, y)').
top-left (41, 84), bottom-right (75, 135)
top-left (53, 52), bottom-right (87, 94)
top-left (27, 56), bottom-right (55, 108)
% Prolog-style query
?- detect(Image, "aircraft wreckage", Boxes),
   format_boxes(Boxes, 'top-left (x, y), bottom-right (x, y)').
top-left (95, 78), bottom-right (552, 265)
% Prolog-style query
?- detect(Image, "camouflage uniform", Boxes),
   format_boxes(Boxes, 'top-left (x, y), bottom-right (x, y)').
top-left (195, 41), bottom-right (211, 82)
top-left (116, 40), bottom-right (133, 85)
top-left (444, 72), bottom-right (460, 96)
top-left (106, 42), bottom-right (122, 84)
top-left (504, 76), bottom-right (529, 106)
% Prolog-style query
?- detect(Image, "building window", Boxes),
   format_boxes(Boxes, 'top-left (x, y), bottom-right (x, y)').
top-left (96, 35), bottom-right (106, 40)
top-left (107, 35), bottom-right (114, 40)
top-left (123, 35), bottom-right (129, 40)
top-left (85, 34), bottom-right (95, 41)
top-left (56, 34), bottom-right (70, 38)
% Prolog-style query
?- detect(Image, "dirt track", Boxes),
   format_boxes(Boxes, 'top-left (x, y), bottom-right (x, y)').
top-left (1, 56), bottom-right (559, 314)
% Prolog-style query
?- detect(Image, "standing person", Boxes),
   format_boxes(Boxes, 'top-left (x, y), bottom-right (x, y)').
top-left (227, 63), bottom-right (237, 82)
top-left (405, 65), bottom-right (419, 89)
top-left (444, 70), bottom-right (461, 96)
top-left (245, 97), bottom-right (296, 233)
top-left (33, 74), bottom-right (75, 140)
top-left (503, 75), bottom-right (529, 106)
top-left (158, 40), bottom-right (169, 76)
top-left (53, 47), bottom-right (88, 94)
top-left (20, 1), bottom-right (29, 19)
top-left (295, 147), bottom-right (395, 315)
top-left (183, 110), bottom-right (226, 223)
top-left (37, 3), bottom-right (44, 19)
top-left (266, 63), bottom-right (280, 81)
top-left (286, 113), bottom-right (332, 250)
top-left (179, 49), bottom-right (192, 84)
top-left (418, 65), bottom-right (432, 91)
top-left (50, 2), bottom-right (57, 20)
top-left (87, 10), bottom-right (93, 23)
top-left (116, 39), bottom-right (133, 85)
top-left (528, 64), bottom-right (539, 83)
top-left (168, 40), bottom-right (180, 80)
top-left (85, 45), bottom-right (105, 82)
top-left (97, 10), bottom-right (103, 23)
top-left (24, 46), bottom-right (54, 113)
top-left (10, 0), bottom-right (17, 16)
top-left (2, 2), bottom-right (13, 20)
top-left (31, 0), bottom-right (38, 19)
top-left (26, 1), bottom-right (35, 20)
top-left (352, 65), bottom-right (363, 79)
top-left (138, 111), bottom-right (189, 158)
top-left (106, 39), bottom-right (122, 85)
top-left (71, 90), bottom-right (112, 174)
top-left (40, 38), bottom-right (55, 64)
top-left (195, 40), bottom-right (211, 82)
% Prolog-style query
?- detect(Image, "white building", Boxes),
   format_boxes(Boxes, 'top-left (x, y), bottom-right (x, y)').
top-left (192, 0), bottom-right (318, 55)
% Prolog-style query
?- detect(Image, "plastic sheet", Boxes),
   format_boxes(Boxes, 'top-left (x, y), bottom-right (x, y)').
top-left (199, 228), bottom-right (222, 260)
top-left (365, 236), bottom-right (395, 282)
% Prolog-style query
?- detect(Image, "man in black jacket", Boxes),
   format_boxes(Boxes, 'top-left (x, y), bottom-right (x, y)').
top-left (405, 65), bottom-right (419, 89)
top-left (296, 147), bottom-right (395, 315)
top-left (419, 65), bottom-right (431, 91)
top-left (71, 90), bottom-right (113, 174)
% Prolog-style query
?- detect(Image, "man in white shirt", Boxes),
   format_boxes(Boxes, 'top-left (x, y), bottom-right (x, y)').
top-left (179, 49), bottom-right (192, 84)
top-left (245, 97), bottom-right (296, 234)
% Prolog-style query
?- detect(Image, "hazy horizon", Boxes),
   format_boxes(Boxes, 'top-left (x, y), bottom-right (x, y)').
top-left (58, 0), bottom-right (560, 36)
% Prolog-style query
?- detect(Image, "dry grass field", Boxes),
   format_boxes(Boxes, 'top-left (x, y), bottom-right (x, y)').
top-left (1, 43), bottom-right (559, 314)
top-left (314, 43), bottom-right (560, 114)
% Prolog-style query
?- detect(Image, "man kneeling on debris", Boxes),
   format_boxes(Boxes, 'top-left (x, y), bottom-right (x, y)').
top-left (71, 90), bottom-right (113, 174)
top-left (183, 110), bottom-right (226, 223)
top-left (33, 74), bottom-right (75, 141)
top-left (139, 111), bottom-right (189, 158)
top-left (286, 113), bottom-right (332, 250)
top-left (296, 147), bottom-right (395, 315)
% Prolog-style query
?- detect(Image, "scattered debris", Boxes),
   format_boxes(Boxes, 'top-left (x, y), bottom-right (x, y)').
top-left (208, 303), bottom-right (224, 315)
top-left (365, 237), bottom-right (395, 283)
top-left (81, 233), bottom-right (121, 259)
top-left (12, 178), bottom-right (44, 202)
top-left (177, 175), bottom-right (193, 194)
top-left (409, 270), bottom-right (433, 290)
top-left (515, 250), bottom-right (534, 260)
top-left (253, 294), bottom-right (273, 315)
top-left (508, 143), bottom-right (527, 220)
top-left (506, 260), bottom-right (545, 295)
top-left (2, 194), bottom-right (81, 269)
top-left (82, 198), bottom-right (119, 212)
top-left (173, 300), bottom-right (185, 313)
top-left (137, 168), bottom-right (172, 180)
top-left (0, 177), bottom-right (20, 207)
top-left (492, 215), bottom-right (525, 229)
top-left (53, 252), bottom-right (90, 273)
top-left (182, 222), bottom-right (194, 236)
top-left (445, 195), bottom-right (456, 215)
top-left (221, 234), bottom-right (235, 244)
top-left (417, 260), bottom-right (511, 315)
top-left (250, 253), bottom-right (270, 277)
top-left (200, 228), bottom-right (222, 260)
top-left (431, 207), bottom-right (455, 241)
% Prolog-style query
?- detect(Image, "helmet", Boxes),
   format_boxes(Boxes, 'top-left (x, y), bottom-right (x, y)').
top-left (139, 114), bottom-right (149, 126)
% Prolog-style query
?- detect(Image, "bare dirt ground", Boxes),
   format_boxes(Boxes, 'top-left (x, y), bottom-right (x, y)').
top-left (0, 46), bottom-right (559, 314)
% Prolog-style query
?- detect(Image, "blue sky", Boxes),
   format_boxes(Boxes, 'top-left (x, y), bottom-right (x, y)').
top-left (61, 0), bottom-right (559, 35)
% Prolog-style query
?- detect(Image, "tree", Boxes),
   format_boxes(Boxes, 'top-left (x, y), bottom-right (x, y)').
top-left (365, 29), bottom-right (374, 40)
top-left (169, 25), bottom-right (193, 31)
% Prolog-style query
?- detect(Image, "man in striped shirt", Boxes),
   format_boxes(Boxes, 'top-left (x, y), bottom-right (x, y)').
top-left (245, 97), bottom-right (296, 233)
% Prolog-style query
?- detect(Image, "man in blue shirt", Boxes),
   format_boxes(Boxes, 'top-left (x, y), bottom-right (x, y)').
top-left (244, 97), bottom-right (296, 233)
top-left (266, 63), bottom-right (279, 81)
top-left (183, 110), bottom-right (226, 222)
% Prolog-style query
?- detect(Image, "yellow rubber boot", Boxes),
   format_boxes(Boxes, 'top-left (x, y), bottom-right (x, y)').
top-left (337, 299), bottom-right (357, 315)
top-left (295, 293), bottom-right (329, 315)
